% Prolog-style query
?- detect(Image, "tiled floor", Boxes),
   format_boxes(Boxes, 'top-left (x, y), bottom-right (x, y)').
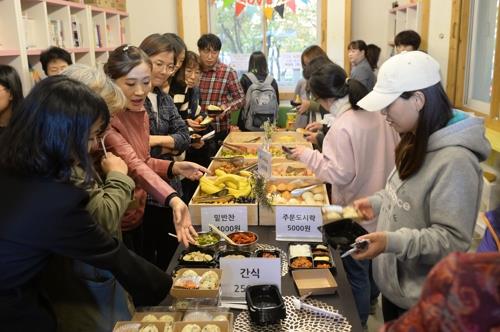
top-left (367, 297), bottom-right (383, 332)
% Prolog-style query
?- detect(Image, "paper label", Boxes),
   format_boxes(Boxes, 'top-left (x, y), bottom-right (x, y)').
top-left (201, 206), bottom-right (248, 233)
top-left (220, 257), bottom-right (281, 299)
top-left (257, 147), bottom-right (272, 179)
top-left (275, 206), bottom-right (323, 241)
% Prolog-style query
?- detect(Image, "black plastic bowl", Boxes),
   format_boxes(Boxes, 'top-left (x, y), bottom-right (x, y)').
top-left (246, 284), bottom-right (286, 325)
top-left (319, 218), bottom-right (368, 252)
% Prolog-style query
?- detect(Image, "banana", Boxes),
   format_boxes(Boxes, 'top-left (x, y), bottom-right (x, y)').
top-left (199, 177), bottom-right (225, 195)
top-left (215, 169), bottom-right (227, 177)
top-left (227, 183), bottom-right (252, 198)
top-left (199, 176), bottom-right (218, 187)
top-left (225, 182), bottom-right (238, 190)
top-left (200, 182), bottom-right (224, 195)
top-left (239, 170), bottom-right (253, 177)
top-left (214, 174), bottom-right (246, 187)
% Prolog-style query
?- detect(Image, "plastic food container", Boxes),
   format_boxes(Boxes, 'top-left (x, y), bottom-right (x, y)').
top-left (255, 249), bottom-right (281, 259)
top-left (178, 248), bottom-right (216, 267)
top-left (319, 218), bottom-right (368, 252)
top-left (217, 250), bottom-right (252, 261)
top-left (246, 284), bottom-right (286, 325)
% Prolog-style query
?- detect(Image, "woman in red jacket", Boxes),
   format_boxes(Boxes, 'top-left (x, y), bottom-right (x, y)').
top-left (104, 45), bottom-right (207, 253)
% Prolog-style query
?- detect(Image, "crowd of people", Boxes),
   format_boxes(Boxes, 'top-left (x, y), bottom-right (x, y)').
top-left (0, 28), bottom-right (498, 332)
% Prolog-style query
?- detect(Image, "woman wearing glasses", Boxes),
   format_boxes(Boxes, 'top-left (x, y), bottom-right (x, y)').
top-left (138, 34), bottom-right (192, 269)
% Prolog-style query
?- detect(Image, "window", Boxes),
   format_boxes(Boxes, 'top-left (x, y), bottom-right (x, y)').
top-left (208, 0), bottom-right (323, 92)
top-left (463, 0), bottom-right (499, 114)
top-left (448, 0), bottom-right (500, 118)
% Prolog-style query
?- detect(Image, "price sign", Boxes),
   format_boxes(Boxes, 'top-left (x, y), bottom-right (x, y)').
top-left (257, 147), bottom-right (272, 179)
top-left (275, 206), bottom-right (323, 242)
top-left (220, 257), bottom-right (281, 301)
top-left (201, 206), bottom-right (248, 233)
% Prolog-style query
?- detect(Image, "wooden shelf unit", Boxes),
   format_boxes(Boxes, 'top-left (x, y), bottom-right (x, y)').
top-left (387, 1), bottom-right (422, 56)
top-left (0, 0), bottom-right (129, 95)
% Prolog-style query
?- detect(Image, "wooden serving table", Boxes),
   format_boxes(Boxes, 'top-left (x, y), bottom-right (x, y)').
top-left (163, 225), bottom-right (363, 331)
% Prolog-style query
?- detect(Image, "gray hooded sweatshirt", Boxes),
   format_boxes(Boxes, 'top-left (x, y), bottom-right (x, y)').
top-left (369, 111), bottom-right (491, 309)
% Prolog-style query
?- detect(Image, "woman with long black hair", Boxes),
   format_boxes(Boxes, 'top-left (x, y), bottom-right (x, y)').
top-left (0, 76), bottom-right (172, 331)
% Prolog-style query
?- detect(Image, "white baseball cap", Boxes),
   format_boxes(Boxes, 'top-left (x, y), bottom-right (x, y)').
top-left (357, 51), bottom-right (441, 112)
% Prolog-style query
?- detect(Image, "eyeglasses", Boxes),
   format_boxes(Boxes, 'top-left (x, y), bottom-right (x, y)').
top-left (154, 62), bottom-right (175, 72)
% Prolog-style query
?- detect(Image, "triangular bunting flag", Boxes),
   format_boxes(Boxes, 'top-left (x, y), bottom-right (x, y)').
top-left (287, 0), bottom-right (296, 13)
top-left (300, 0), bottom-right (309, 4)
top-left (223, 0), bottom-right (234, 8)
top-left (266, 0), bottom-right (273, 4)
top-left (235, 1), bottom-right (246, 16)
top-left (274, 4), bottom-right (285, 18)
top-left (264, 6), bottom-right (274, 20)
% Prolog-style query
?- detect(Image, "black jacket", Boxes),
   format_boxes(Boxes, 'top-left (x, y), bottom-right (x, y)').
top-left (0, 171), bottom-right (172, 331)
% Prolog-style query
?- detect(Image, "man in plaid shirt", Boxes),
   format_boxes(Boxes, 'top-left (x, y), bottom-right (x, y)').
top-left (197, 34), bottom-right (245, 140)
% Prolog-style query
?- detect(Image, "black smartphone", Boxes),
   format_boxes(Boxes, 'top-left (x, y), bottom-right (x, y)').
top-left (282, 145), bottom-right (293, 155)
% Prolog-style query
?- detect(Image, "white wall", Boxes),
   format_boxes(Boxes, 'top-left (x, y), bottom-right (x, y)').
top-left (351, 0), bottom-right (394, 64)
top-left (181, 0), bottom-right (202, 51)
top-left (350, 0), bottom-right (453, 85)
top-left (427, 0), bottom-right (452, 86)
top-left (126, 0), bottom-right (178, 46)
top-left (327, 0), bottom-right (347, 67)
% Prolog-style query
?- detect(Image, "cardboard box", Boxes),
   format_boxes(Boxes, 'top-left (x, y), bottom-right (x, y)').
top-left (292, 269), bottom-right (337, 296)
top-left (170, 268), bottom-right (222, 299)
top-left (131, 311), bottom-right (182, 323)
top-left (173, 320), bottom-right (229, 332)
top-left (113, 321), bottom-right (166, 331)
top-left (259, 180), bottom-right (330, 226)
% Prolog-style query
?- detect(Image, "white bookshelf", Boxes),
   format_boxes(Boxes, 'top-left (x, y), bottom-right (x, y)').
top-left (0, 0), bottom-right (129, 95)
top-left (387, 1), bottom-right (422, 56)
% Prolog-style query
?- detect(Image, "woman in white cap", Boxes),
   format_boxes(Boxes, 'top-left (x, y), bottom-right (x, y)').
top-left (352, 51), bottom-right (491, 321)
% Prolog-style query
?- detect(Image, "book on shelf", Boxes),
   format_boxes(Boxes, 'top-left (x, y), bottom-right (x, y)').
top-left (49, 20), bottom-right (65, 48)
top-left (120, 25), bottom-right (126, 44)
top-left (106, 24), bottom-right (111, 46)
top-left (28, 62), bottom-right (42, 85)
top-left (94, 24), bottom-right (102, 48)
top-left (23, 13), bottom-right (37, 49)
top-left (71, 15), bottom-right (83, 48)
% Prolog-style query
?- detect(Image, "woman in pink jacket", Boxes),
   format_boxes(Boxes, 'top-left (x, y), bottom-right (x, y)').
top-left (104, 45), bottom-right (207, 252)
top-left (290, 60), bottom-right (399, 328)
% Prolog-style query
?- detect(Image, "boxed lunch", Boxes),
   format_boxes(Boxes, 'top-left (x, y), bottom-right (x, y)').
top-left (170, 268), bottom-right (222, 299)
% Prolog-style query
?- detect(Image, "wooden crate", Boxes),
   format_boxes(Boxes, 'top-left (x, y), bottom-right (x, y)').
top-left (272, 131), bottom-right (308, 144)
top-left (189, 183), bottom-right (258, 227)
top-left (215, 142), bottom-right (313, 160)
top-left (259, 179), bottom-right (330, 226)
top-left (223, 131), bottom-right (308, 144)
